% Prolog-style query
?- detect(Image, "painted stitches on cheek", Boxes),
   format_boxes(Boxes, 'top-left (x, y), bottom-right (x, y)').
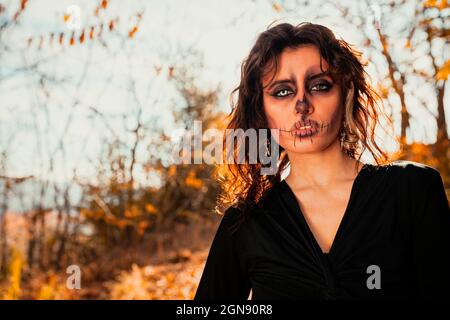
top-left (264, 70), bottom-right (338, 147)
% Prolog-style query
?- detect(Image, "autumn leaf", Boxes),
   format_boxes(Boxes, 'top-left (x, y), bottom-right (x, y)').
top-left (168, 165), bottom-right (176, 177)
top-left (272, 2), bottom-right (282, 12)
top-left (124, 205), bottom-right (141, 218)
top-left (439, 0), bottom-right (449, 9)
top-left (105, 215), bottom-right (117, 225)
top-left (185, 170), bottom-right (203, 189)
top-left (79, 30), bottom-right (85, 43)
top-left (436, 60), bottom-right (450, 80)
top-left (137, 220), bottom-right (151, 236)
top-left (145, 203), bottom-right (158, 215)
top-left (89, 26), bottom-right (95, 40)
top-left (37, 273), bottom-right (57, 300)
top-left (405, 39), bottom-right (411, 49)
top-left (128, 26), bottom-right (138, 38)
top-left (423, 0), bottom-right (448, 9)
top-left (116, 219), bottom-right (129, 230)
top-left (2, 248), bottom-right (23, 300)
top-left (377, 83), bottom-right (390, 99)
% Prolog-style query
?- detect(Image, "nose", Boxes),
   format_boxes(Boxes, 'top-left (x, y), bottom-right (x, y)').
top-left (295, 94), bottom-right (313, 115)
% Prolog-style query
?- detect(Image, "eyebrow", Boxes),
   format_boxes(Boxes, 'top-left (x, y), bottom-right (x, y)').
top-left (265, 71), bottom-right (332, 91)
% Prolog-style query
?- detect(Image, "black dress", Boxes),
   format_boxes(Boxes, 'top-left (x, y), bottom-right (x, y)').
top-left (194, 160), bottom-right (450, 300)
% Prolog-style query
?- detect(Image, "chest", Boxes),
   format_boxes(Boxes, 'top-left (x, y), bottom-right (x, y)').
top-left (290, 181), bottom-right (355, 253)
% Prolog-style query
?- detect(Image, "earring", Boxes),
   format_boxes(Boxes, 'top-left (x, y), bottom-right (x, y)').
top-left (265, 138), bottom-right (271, 157)
top-left (339, 118), bottom-right (347, 149)
top-left (339, 117), bottom-right (359, 158)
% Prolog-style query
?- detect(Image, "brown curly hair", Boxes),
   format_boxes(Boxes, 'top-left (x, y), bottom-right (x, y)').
top-left (214, 22), bottom-right (392, 224)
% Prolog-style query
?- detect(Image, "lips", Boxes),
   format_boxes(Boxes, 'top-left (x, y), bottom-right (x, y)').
top-left (291, 119), bottom-right (319, 137)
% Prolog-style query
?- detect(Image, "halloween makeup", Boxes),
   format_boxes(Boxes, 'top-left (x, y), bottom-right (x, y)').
top-left (262, 45), bottom-right (342, 153)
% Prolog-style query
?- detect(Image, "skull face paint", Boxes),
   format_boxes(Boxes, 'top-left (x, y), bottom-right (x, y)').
top-left (262, 44), bottom-right (344, 153)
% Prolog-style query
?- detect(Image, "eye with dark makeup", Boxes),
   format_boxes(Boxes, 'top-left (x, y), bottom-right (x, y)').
top-left (309, 81), bottom-right (333, 92)
top-left (270, 79), bottom-right (333, 99)
top-left (270, 80), bottom-right (333, 98)
top-left (272, 88), bottom-right (293, 98)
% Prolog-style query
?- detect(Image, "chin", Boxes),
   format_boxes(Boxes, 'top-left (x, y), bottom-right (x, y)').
top-left (280, 136), bottom-right (336, 154)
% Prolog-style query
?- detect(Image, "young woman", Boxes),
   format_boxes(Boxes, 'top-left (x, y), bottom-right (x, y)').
top-left (194, 22), bottom-right (450, 300)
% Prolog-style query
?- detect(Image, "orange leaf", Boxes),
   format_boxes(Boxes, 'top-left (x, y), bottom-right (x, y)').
top-left (185, 170), bottom-right (203, 189)
top-left (145, 203), bottom-right (158, 215)
top-left (137, 220), bottom-right (151, 236)
top-left (116, 219), bottom-right (128, 230)
top-left (89, 26), bottom-right (95, 39)
top-left (128, 26), bottom-right (138, 38)
top-left (124, 205), bottom-right (141, 218)
top-left (272, 2), bottom-right (282, 12)
top-left (436, 60), bottom-right (450, 80)
top-left (70, 32), bottom-right (75, 46)
top-left (79, 30), bottom-right (85, 43)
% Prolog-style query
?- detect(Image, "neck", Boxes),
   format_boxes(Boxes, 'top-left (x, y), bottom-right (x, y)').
top-left (285, 138), bottom-right (362, 189)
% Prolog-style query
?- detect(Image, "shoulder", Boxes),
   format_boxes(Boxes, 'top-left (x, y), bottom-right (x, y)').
top-left (377, 160), bottom-right (442, 184)
top-left (378, 160), bottom-right (447, 209)
top-left (220, 189), bottom-right (277, 236)
top-left (219, 206), bottom-right (249, 237)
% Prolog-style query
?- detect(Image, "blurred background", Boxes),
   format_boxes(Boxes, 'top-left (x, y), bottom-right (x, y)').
top-left (0, 0), bottom-right (448, 299)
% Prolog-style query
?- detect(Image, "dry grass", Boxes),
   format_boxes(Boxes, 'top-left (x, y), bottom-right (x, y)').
top-left (0, 212), bottom-right (218, 300)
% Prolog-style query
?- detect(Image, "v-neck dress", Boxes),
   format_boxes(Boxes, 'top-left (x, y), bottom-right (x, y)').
top-left (194, 160), bottom-right (450, 300)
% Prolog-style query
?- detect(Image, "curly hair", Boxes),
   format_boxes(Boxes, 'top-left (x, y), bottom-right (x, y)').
top-left (214, 22), bottom-right (392, 224)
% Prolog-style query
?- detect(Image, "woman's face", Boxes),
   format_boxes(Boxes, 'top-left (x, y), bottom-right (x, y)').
top-left (262, 44), bottom-right (343, 154)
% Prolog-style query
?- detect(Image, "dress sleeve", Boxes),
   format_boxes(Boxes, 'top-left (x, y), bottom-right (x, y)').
top-left (411, 168), bottom-right (450, 299)
top-left (194, 208), bottom-right (251, 300)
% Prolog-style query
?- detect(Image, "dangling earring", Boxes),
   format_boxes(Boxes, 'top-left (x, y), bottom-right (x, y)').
top-left (265, 138), bottom-right (271, 157)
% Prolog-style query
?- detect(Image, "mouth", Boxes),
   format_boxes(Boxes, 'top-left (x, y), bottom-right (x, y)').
top-left (291, 119), bottom-right (320, 138)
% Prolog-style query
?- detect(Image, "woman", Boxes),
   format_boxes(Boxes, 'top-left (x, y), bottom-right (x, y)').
top-left (194, 22), bottom-right (450, 300)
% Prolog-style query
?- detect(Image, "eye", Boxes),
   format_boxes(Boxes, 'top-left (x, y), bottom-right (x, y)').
top-left (310, 82), bottom-right (332, 92)
top-left (272, 88), bottom-right (293, 98)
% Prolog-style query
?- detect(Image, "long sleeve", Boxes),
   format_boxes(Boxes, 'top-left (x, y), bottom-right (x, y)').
top-left (411, 168), bottom-right (450, 299)
top-left (194, 209), bottom-right (251, 300)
